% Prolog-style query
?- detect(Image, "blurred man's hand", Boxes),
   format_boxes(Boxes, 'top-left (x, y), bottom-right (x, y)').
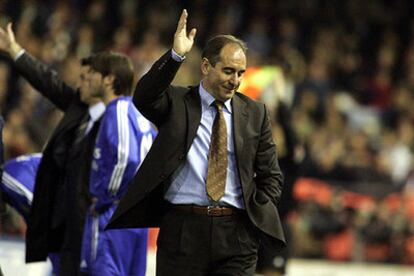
top-left (0, 23), bottom-right (23, 59)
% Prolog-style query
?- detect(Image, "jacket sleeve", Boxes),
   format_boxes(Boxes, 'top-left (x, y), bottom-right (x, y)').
top-left (90, 105), bottom-right (131, 202)
top-left (254, 105), bottom-right (284, 206)
top-left (105, 107), bottom-right (132, 197)
top-left (14, 52), bottom-right (76, 111)
top-left (133, 50), bottom-right (182, 127)
top-left (90, 102), bottom-right (150, 207)
top-left (1, 154), bottom-right (42, 222)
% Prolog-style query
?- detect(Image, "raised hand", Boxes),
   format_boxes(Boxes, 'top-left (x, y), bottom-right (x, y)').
top-left (0, 23), bottom-right (22, 58)
top-left (173, 9), bottom-right (197, 57)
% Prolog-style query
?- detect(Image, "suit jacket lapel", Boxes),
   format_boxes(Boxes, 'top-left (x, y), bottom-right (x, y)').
top-left (232, 94), bottom-right (248, 166)
top-left (184, 86), bottom-right (201, 151)
top-left (52, 102), bottom-right (86, 138)
top-left (44, 108), bottom-right (84, 151)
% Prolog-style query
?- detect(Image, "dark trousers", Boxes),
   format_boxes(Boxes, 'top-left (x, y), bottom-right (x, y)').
top-left (256, 222), bottom-right (290, 274)
top-left (156, 207), bottom-right (260, 276)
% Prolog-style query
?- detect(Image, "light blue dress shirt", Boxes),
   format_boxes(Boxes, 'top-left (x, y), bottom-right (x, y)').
top-left (164, 81), bottom-right (244, 209)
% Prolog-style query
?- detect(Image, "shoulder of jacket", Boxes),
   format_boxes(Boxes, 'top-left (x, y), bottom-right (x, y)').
top-left (235, 92), bottom-right (264, 106)
top-left (165, 85), bottom-right (193, 97)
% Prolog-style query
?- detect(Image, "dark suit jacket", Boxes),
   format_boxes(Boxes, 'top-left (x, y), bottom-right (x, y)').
top-left (13, 53), bottom-right (94, 267)
top-left (107, 51), bottom-right (285, 244)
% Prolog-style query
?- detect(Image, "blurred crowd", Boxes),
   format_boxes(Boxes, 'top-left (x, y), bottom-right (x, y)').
top-left (1, 0), bottom-right (414, 265)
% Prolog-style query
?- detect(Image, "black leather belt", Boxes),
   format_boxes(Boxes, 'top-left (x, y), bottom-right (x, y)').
top-left (172, 205), bottom-right (240, 217)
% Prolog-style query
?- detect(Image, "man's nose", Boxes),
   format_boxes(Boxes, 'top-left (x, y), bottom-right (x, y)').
top-left (229, 74), bottom-right (238, 84)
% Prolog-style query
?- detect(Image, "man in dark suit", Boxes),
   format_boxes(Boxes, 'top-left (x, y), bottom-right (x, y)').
top-left (108, 10), bottom-right (285, 275)
top-left (0, 23), bottom-right (105, 275)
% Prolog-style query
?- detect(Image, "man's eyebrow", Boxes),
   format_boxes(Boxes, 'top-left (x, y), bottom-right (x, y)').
top-left (222, 67), bottom-right (246, 73)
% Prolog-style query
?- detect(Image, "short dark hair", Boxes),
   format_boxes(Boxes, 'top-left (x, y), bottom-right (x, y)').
top-left (89, 52), bottom-right (134, 96)
top-left (201, 35), bottom-right (247, 66)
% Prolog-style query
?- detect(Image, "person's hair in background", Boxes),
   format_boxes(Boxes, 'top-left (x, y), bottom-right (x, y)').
top-left (89, 52), bottom-right (134, 96)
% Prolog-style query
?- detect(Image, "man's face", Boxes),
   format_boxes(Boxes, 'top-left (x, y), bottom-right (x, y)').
top-left (201, 43), bottom-right (246, 102)
top-left (78, 65), bottom-right (91, 103)
top-left (87, 68), bottom-right (105, 100)
top-left (78, 65), bottom-right (103, 105)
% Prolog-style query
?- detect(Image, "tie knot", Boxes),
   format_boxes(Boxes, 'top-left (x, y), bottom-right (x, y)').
top-left (213, 100), bottom-right (224, 112)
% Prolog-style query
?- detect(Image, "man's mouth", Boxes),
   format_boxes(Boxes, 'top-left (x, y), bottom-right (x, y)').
top-left (223, 86), bottom-right (235, 92)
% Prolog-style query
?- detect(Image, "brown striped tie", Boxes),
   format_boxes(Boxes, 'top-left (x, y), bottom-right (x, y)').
top-left (206, 100), bottom-right (228, 201)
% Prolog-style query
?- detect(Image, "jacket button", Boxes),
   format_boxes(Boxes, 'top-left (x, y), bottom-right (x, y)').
top-left (160, 173), bottom-right (166, 179)
top-left (178, 154), bottom-right (185, 160)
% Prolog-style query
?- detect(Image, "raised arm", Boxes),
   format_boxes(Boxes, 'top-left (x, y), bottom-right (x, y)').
top-left (133, 10), bottom-right (196, 126)
top-left (0, 23), bottom-right (76, 111)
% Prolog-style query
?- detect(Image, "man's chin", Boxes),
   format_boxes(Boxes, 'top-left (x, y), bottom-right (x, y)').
top-left (223, 91), bottom-right (235, 100)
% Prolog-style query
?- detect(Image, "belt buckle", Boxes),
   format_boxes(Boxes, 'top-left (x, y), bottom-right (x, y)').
top-left (207, 205), bottom-right (216, 216)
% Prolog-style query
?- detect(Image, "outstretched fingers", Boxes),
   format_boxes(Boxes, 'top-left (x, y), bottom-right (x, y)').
top-left (175, 9), bottom-right (188, 36)
top-left (0, 28), bottom-right (5, 37)
top-left (6, 23), bottom-right (15, 42)
top-left (0, 23), bottom-right (14, 43)
top-left (188, 28), bottom-right (197, 42)
top-left (0, 26), bottom-right (8, 49)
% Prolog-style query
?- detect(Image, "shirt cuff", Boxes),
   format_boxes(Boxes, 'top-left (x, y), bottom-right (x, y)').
top-left (14, 49), bottom-right (25, 61)
top-left (171, 49), bottom-right (185, 62)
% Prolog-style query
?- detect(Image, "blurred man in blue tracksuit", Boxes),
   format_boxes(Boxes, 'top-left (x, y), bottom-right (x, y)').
top-left (0, 153), bottom-right (60, 275)
top-left (80, 52), bottom-right (157, 276)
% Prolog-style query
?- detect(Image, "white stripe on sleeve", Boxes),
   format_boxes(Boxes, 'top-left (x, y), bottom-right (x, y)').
top-left (108, 100), bottom-right (130, 195)
top-left (2, 172), bottom-right (34, 203)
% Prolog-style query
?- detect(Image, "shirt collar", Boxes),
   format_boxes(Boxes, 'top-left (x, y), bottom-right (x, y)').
top-left (88, 101), bottom-right (105, 121)
top-left (199, 82), bottom-right (232, 113)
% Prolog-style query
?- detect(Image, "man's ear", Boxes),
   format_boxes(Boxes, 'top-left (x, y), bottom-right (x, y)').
top-left (201, 58), bottom-right (210, 76)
